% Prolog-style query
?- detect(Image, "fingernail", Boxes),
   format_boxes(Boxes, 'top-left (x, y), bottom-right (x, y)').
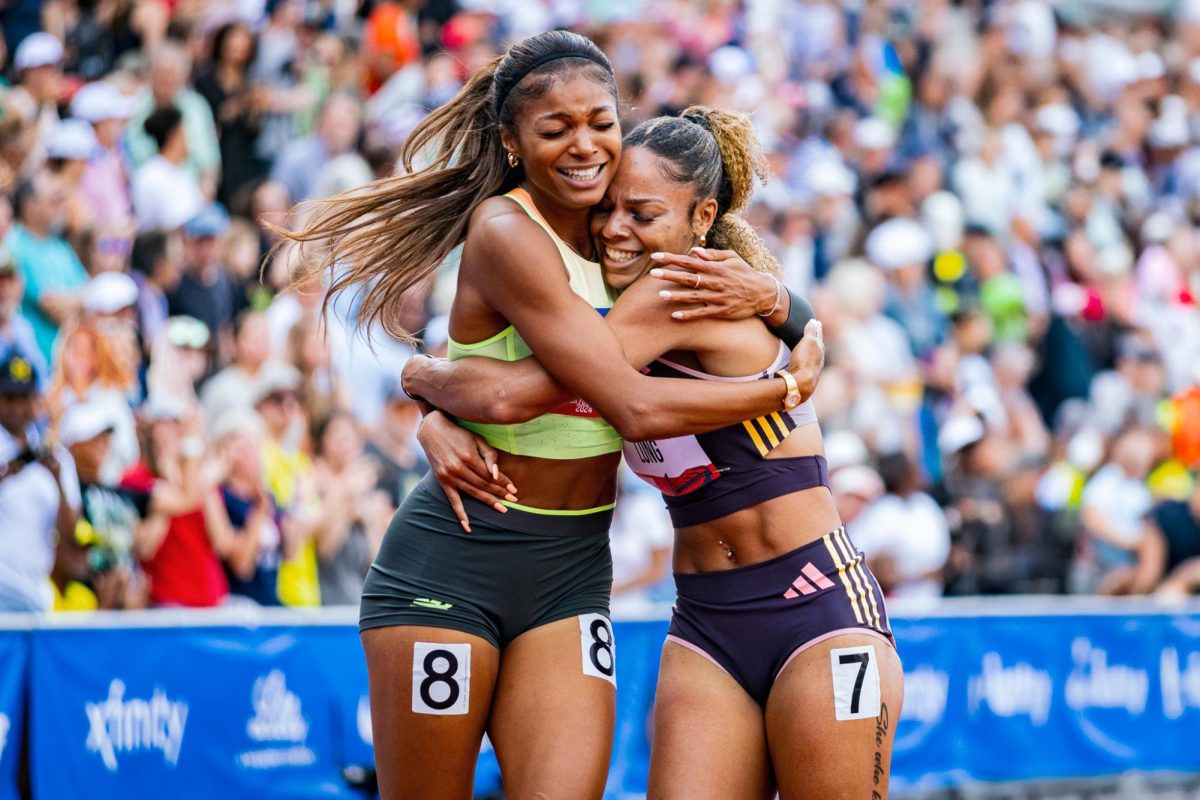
top-left (650, 268), bottom-right (664, 277)
top-left (507, 484), bottom-right (518, 494)
top-left (491, 464), bottom-right (498, 479)
top-left (659, 290), bottom-right (672, 299)
top-left (505, 493), bottom-right (518, 502)
top-left (496, 505), bottom-right (507, 513)
top-left (651, 252), bottom-right (665, 259)
top-left (671, 311), bottom-right (684, 319)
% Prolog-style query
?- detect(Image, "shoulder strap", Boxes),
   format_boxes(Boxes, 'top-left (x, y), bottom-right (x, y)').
top-left (504, 187), bottom-right (560, 242)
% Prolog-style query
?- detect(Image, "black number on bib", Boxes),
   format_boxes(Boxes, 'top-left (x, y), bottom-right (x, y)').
top-left (588, 618), bottom-right (614, 676)
top-left (419, 650), bottom-right (460, 710)
top-left (838, 652), bottom-right (870, 714)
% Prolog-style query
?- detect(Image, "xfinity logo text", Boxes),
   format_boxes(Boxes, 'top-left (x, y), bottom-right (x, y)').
top-left (967, 652), bottom-right (1052, 725)
top-left (85, 679), bottom-right (188, 771)
top-left (0, 712), bottom-right (9, 760)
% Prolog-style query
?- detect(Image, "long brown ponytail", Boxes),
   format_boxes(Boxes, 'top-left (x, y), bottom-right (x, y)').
top-left (273, 30), bottom-right (615, 343)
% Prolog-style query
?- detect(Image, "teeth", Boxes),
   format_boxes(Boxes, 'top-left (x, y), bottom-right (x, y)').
top-left (605, 246), bottom-right (640, 263)
top-left (562, 165), bottom-right (601, 181)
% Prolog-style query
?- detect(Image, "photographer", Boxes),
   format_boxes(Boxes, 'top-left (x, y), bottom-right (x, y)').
top-left (0, 353), bottom-right (81, 612)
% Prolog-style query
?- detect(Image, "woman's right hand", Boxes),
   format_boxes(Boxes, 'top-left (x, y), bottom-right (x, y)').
top-left (417, 410), bottom-right (518, 532)
top-left (787, 319), bottom-right (825, 401)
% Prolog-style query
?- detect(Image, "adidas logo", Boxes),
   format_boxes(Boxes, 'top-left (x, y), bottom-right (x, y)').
top-left (783, 563), bottom-right (836, 599)
top-left (411, 598), bottom-right (453, 610)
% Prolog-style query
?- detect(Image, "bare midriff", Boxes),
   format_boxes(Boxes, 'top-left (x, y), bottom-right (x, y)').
top-left (497, 450), bottom-right (621, 511)
top-left (672, 422), bottom-right (841, 573)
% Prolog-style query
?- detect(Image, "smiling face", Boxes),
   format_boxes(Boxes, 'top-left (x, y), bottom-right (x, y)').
top-left (590, 145), bottom-right (717, 291)
top-left (501, 70), bottom-right (621, 213)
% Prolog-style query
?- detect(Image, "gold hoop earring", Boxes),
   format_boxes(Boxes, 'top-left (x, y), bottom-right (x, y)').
top-left (507, 152), bottom-right (520, 168)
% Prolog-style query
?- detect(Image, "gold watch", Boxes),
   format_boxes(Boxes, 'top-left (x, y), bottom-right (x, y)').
top-left (776, 370), bottom-right (803, 411)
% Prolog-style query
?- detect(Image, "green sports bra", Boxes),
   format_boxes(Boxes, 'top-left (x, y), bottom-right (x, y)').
top-left (447, 188), bottom-right (622, 462)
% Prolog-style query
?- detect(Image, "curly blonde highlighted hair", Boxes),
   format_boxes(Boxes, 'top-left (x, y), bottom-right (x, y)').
top-left (623, 106), bottom-right (779, 277)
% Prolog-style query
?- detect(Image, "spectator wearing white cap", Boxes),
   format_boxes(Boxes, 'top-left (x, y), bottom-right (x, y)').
top-left (852, 450), bottom-right (950, 600)
top-left (131, 105), bottom-right (205, 232)
top-left (60, 400), bottom-right (147, 610)
top-left (8, 32), bottom-right (64, 172)
top-left (867, 217), bottom-right (947, 359)
top-left (45, 118), bottom-right (100, 237)
top-left (71, 81), bottom-right (137, 225)
top-left (253, 360), bottom-right (321, 607)
top-left (125, 42), bottom-right (221, 190)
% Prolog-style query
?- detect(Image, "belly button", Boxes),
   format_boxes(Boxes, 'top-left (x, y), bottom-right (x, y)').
top-left (717, 538), bottom-right (737, 563)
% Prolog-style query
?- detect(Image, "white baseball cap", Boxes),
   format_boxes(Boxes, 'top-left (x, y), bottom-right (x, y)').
top-left (83, 272), bottom-right (139, 314)
top-left (938, 414), bottom-right (985, 455)
top-left (853, 117), bottom-right (896, 151)
top-left (71, 81), bottom-right (138, 123)
top-left (14, 32), bottom-right (63, 71)
top-left (46, 119), bottom-right (100, 161)
top-left (59, 401), bottom-right (117, 447)
top-left (865, 218), bottom-right (933, 270)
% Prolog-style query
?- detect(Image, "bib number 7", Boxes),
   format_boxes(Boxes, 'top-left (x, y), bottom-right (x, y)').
top-left (831, 645), bottom-right (880, 720)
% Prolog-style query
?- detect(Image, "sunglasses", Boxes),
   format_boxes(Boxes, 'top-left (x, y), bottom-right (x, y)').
top-left (95, 235), bottom-right (133, 256)
top-left (165, 317), bottom-right (211, 349)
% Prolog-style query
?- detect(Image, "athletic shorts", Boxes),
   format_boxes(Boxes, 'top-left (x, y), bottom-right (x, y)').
top-left (360, 472), bottom-right (614, 650)
top-left (667, 525), bottom-right (895, 707)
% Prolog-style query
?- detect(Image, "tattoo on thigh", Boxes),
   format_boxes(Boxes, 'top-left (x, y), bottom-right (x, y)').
top-left (411, 642), bottom-right (471, 715)
top-left (579, 614), bottom-right (617, 686)
top-left (872, 702), bottom-right (890, 799)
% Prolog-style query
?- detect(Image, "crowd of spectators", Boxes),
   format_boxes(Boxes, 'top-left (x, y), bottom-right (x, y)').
top-left (0, 0), bottom-right (1198, 614)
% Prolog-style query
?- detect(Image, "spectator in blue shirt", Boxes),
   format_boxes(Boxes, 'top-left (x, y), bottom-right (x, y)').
top-left (8, 171), bottom-right (89, 362)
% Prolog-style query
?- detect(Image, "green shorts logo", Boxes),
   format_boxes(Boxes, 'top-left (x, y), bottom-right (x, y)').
top-left (411, 598), bottom-right (453, 610)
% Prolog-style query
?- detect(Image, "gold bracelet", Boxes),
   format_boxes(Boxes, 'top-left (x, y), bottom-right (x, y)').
top-left (758, 276), bottom-right (783, 318)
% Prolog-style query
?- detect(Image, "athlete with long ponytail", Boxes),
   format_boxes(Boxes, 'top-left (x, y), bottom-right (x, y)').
top-left (281, 30), bottom-right (825, 800)
top-left (406, 107), bottom-right (904, 798)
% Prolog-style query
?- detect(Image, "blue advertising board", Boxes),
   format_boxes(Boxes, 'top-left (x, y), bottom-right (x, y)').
top-left (4, 600), bottom-right (1200, 798)
top-left (0, 623), bottom-right (27, 800)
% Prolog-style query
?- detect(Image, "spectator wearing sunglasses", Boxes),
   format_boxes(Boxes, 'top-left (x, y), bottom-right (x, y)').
top-left (75, 224), bottom-right (134, 277)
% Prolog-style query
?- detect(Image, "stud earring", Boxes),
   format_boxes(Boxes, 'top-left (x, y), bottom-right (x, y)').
top-left (699, 234), bottom-right (707, 247)
top-left (507, 152), bottom-right (520, 168)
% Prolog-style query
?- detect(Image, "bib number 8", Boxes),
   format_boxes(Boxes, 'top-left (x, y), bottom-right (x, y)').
top-left (412, 642), bottom-right (470, 715)
top-left (579, 614), bottom-right (616, 686)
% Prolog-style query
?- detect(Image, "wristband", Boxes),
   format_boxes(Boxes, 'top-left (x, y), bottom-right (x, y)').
top-left (770, 289), bottom-right (815, 350)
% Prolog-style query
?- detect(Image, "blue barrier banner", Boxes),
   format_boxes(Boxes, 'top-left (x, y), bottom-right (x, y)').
top-left (30, 622), bottom-right (361, 799)
top-left (888, 610), bottom-right (1200, 791)
top-left (11, 601), bottom-right (1200, 797)
top-left (0, 628), bottom-right (26, 800)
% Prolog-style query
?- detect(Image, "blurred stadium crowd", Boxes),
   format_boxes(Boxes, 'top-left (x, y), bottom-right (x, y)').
top-left (0, 0), bottom-right (1198, 615)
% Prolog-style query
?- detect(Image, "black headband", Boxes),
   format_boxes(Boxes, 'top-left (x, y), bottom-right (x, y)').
top-left (494, 50), bottom-right (612, 114)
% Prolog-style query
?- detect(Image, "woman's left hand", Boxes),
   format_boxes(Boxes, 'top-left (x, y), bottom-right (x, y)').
top-left (649, 248), bottom-right (779, 321)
